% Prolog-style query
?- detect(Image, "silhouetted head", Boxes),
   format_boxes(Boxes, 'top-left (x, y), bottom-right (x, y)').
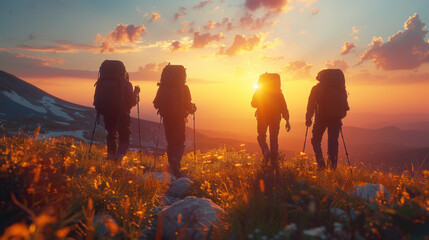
top-left (316, 69), bottom-right (345, 86)
top-left (257, 73), bottom-right (281, 91)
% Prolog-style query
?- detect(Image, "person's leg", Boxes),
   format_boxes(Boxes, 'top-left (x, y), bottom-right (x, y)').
top-left (164, 117), bottom-right (185, 178)
top-left (311, 119), bottom-right (327, 169)
top-left (257, 118), bottom-right (270, 164)
top-left (117, 115), bottom-right (131, 156)
top-left (269, 118), bottom-right (281, 176)
top-left (327, 120), bottom-right (341, 170)
top-left (104, 116), bottom-right (118, 158)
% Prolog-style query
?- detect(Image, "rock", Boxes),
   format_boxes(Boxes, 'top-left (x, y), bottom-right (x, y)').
top-left (160, 195), bottom-right (182, 205)
top-left (352, 183), bottom-right (391, 202)
top-left (168, 177), bottom-right (193, 198)
top-left (156, 196), bottom-right (225, 240)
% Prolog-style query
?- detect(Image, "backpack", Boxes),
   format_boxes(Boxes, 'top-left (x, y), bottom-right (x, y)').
top-left (258, 73), bottom-right (281, 91)
top-left (316, 69), bottom-right (349, 120)
top-left (93, 60), bottom-right (128, 116)
top-left (154, 64), bottom-right (189, 118)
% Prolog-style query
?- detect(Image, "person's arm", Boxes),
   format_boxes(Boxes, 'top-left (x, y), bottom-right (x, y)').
top-left (305, 86), bottom-right (318, 126)
top-left (184, 85), bottom-right (196, 114)
top-left (279, 92), bottom-right (291, 132)
top-left (251, 91), bottom-right (259, 108)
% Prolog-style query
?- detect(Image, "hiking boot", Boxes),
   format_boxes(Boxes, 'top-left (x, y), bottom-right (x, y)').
top-left (262, 149), bottom-right (271, 166)
top-left (328, 155), bottom-right (338, 170)
top-left (316, 158), bottom-right (326, 171)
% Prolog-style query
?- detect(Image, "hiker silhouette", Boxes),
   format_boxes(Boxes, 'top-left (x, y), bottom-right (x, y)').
top-left (251, 73), bottom-right (291, 173)
top-left (93, 60), bottom-right (139, 161)
top-left (305, 69), bottom-right (349, 170)
top-left (153, 64), bottom-right (196, 178)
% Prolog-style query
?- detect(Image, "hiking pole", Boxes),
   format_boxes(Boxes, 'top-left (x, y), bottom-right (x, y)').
top-left (193, 112), bottom-right (196, 162)
top-left (153, 116), bottom-right (162, 169)
top-left (340, 128), bottom-right (353, 175)
top-left (89, 112), bottom-right (100, 154)
top-left (136, 89), bottom-right (142, 162)
top-left (0, 122), bottom-right (6, 141)
top-left (302, 126), bottom-right (309, 153)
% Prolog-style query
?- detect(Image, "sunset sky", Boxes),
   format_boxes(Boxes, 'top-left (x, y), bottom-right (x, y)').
top-left (1, 0), bottom-right (429, 136)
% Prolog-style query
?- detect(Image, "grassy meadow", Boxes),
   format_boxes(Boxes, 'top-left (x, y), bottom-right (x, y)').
top-left (0, 134), bottom-right (428, 240)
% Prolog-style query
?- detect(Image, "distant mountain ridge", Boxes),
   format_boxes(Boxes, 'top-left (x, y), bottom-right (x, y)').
top-left (0, 70), bottom-right (257, 151)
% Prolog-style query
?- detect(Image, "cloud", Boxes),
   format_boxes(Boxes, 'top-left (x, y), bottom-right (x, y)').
top-left (192, 32), bottom-right (224, 48)
top-left (149, 11), bottom-right (161, 22)
top-left (130, 62), bottom-right (168, 81)
top-left (325, 60), bottom-right (349, 72)
top-left (311, 8), bottom-right (319, 16)
top-left (352, 26), bottom-right (359, 35)
top-left (245, 0), bottom-right (288, 12)
top-left (204, 20), bottom-right (217, 30)
top-left (193, 1), bottom-right (213, 10)
top-left (239, 11), bottom-right (279, 30)
top-left (174, 7), bottom-right (186, 21)
top-left (341, 42), bottom-right (356, 55)
top-left (108, 24), bottom-right (146, 43)
top-left (359, 13), bottom-right (429, 70)
top-left (218, 33), bottom-right (262, 56)
top-left (281, 60), bottom-right (313, 80)
top-left (0, 51), bottom-right (95, 79)
top-left (170, 41), bottom-right (188, 53)
top-left (14, 40), bottom-right (98, 53)
top-left (176, 21), bottom-right (194, 34)
top-left (28, 34), bottom-right (36, 40)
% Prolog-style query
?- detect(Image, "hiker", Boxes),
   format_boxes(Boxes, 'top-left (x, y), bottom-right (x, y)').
top-left (251, 73), bottom-right (291, 173)
top-left (153, 64), bottom-right (196, 178)
top-left (93, 60), bottom-right (139, 161)
top-left (305, 69), bottom-right (349, 170)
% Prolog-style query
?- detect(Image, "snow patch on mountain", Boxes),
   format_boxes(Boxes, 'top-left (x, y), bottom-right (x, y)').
top-left (39, 130), bottom-right (87, 141)
top-left (39, 96), bottom-right (73, 121)
top-left (74, 112), bottom-right (85, 118)
top-left (1, 90), bottom-right (47, 113)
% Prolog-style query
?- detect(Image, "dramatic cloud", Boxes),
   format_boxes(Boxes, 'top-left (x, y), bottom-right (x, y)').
top-left (245, 0), bottom-right (288, 12)
top-left (282, 60), bottom-right (313, 80)
top-left (130, 62), bottom-right (168, 81)
top-left (0, 51), bottom-right (95, 79)
top-left (360, 13), bottom-right (429, 70)
top-left (193, 1), bottom-right (213, 10)
top-left (325, 60), bottom-right (349, 72)
top-left (192, 32), bottom-right (224, 48)
top-left (149, 11), bottom-right (161, 22)
top-left (203, 18), bottom-right (233, 31)
top-left (108, 24), bottom-right (146, 42)
top-left (311, 8), bottom-right (319, 16)
top-left (170, 41), bottom-right (184, 52)
top-left (218, 33), bottom-right (262, 56)
top-left (341, 42), bottom-right (356, 55)
top-left (174, 7), bottom-right (186, 21)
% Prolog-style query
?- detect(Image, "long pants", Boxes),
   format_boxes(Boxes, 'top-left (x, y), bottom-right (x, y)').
top-left (104, 114), bottom-right (130, 156)
top-left (257, 117), bottom-right (281, 164)
top-left (311, 118), bottom-right (341, 167)
top-left (163, 116), bottom-right (186, 177)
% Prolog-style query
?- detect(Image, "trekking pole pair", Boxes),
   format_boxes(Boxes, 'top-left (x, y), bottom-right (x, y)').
top-left (153, 117), bottom-right (163, 169)
top-left (136, 89), bottom-right (142, 163)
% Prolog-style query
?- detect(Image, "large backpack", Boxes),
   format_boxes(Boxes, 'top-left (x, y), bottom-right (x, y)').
top-left (93, 60), bottom-right (128, 116)
top-left (154, 64), bottom-right (188, 118)
top-left (258, 73), bottom-right (281, 91)
top-left (316, 69), bottom-right (349, 120)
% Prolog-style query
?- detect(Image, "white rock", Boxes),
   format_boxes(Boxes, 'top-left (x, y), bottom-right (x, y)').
top-left (352, 183), bottom-right (391, 202)
top-left (168, 178), bottom-right (193, 198)
top-left (157, 196), bottom-right (224, 240)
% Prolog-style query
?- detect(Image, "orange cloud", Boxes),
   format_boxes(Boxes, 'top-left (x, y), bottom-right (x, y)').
top-left (245, 0), bottom-right (288, 12)
top-left (192, 32), bottom-right (224, 48)
top-left (193, 1), bottom-right (213, 10)
top-left (325, 60), bottom-right (349, 72)
top-left (282, 60), bottom-right (313, 80)
top-left (176, 21), bottom-right (195, 34)
top-left (174, 7), bottom-right (186, 21)
top-left (15, 40), bottom-right (98, 53)
top-left (204, 20), bottom-right (217, 30)
top-left (108, 24), bottom-right (146, 42)
top-left (360, 13), bottom-right (429, 70)
top-left (149, 11), bottom-right (161, 22)
top-left (239, 12), bottom-right (278, 30)
top-left (130, 62), bottom-right (168, 81)
top-left (311, 8), bottom-right (319, 16)
top-left (170, 41), bottom-right (184, 52)
top-left (341, 42), bottom-right (356, 55)
top-left (218, 33), bottom-right (262, 56)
